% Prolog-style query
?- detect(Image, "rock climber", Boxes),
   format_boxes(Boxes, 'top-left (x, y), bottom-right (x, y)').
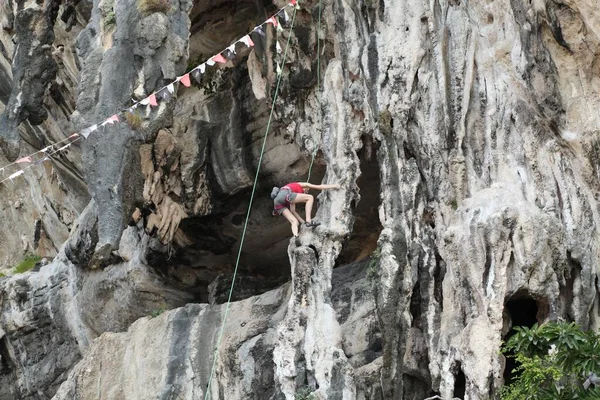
top-left (271, 181), bottom-right (340, 237)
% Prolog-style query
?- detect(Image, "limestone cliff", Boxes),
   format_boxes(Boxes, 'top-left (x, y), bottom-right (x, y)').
top-left (0, 0), bottom-right (598, 399)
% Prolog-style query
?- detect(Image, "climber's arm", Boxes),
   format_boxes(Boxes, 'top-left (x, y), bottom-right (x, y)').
top-left (300, 182), bottom-right (341, 191)
top-left (290, 203), bottom-right (305, 223)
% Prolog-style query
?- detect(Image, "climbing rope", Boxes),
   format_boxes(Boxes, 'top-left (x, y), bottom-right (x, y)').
top-left (306, 0), bottom-right (323, 183)
top-left (203, 6), bottom-right (299, 400)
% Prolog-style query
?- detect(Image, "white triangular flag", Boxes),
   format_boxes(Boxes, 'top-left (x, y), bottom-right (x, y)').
top-left (41, 146), bottom-right (52, 153)
top-left (227, 44), bottom-right (236, 55)
top-left (8, 170), bottom-right (24, 180)
top-left (206, 59), bottom-right (215, 66)
top-left (81, 128), bottom-right (92, 139)
top-left (277, 64), bottom-right (282, 75)
top-left (241, 35), bottom-right (255, 48)
top-left (167, 83), bottom-right (175, 93)
top-left (140, 97), bottom-right (150, 106)
top-left (199, 64), bottom-right (206, 73)
top-left (276, 41), bottom-right (282, 53)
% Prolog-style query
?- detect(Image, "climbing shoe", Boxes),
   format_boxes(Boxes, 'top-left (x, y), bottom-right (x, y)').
top-left (304, 221), bottom-right (321, 228)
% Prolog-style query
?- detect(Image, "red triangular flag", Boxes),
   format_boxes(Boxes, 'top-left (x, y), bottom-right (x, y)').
top-left (148, 94), bottom-right (158, 107)
top-left (69, 133), bottom-right (79, 139)
top-left (212, 53), bottom-right (227, 64)
top-left (290, 0), bottom-right (297, 5)
top-left (111, 114), bottom-right (120, 123)
top-left (16, 156), bottom-right (32, 164)
top-left (267, 16), bottom-right (278, 27)
top-left (179, 74), bottom-right (191, 87)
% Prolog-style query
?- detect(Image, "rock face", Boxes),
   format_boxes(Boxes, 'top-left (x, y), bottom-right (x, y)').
top-left (0, 0), bottom-right (598, 399)
top-left (52, 262), bottom-right (379, 400)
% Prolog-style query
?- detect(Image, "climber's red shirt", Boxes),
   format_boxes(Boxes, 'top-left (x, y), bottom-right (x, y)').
top-left (284, 182), bottom-right (303, 193)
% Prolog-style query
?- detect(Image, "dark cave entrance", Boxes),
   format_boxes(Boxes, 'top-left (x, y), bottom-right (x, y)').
top-left (502, 291), bottom-right (548, 384)
top-left (335, 136), bottom-right (382, 267)
top-left (453, 362), bottom-right (466, 399)
top-left (0, 337), bottom-right (14, 376)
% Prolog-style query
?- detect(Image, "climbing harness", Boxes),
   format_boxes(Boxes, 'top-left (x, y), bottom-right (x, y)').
top-left (203, 5), bottom-right (299, 399)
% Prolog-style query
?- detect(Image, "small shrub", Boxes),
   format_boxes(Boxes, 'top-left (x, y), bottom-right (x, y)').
top-left (296, 387), bottom-right (313, 400)
top-left (0, 272), bottom-right (6, 278)
top-left (150, 308), bottom-right (165, 318)
top-left (13, 254), bottom-right (41, 274)
top-left (125, 111), bottom-right (143, 130)
top-left (378, 110), bottom-right (393, 136)
top-left (367, 247), bottom-right (381, 281)
top-left (450, 199), bottom-right (458, 210)
top-left (501, 321), bottom-right (600, 399)
top-left (137, 0), bottom-right (171, 15)
top-left (103, 11), bottom-right (116, 29)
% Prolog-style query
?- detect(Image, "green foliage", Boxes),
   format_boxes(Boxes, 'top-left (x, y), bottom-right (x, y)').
top-left (103, 11), bottom-right (116, 29)
top-left (149, 308), bottom-right (165, 318)
top-left (450, 199), bottom-right (458, 210)
top-left (378, 110), bottom-right (393, 136)
top-left (0, 272), bottom-right (5, 278)
top-left (367, 247), bottom-right (381, 281)
top-left (137, 0), bottom-right (172, 16)
top-left (124, 111), bottom-right (143, 130)
top-left (501, 321), bottom-right (600, 400)
top-left (295, 387), bottom-right (314, 400)
top-left (13, 254), bottom-right (41, 274)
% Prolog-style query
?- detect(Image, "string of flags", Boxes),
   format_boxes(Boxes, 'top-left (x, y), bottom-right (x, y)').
top-left (0, 0), bottom-right (300, 185)
top-left (0, 136), bottom-right (83, 185)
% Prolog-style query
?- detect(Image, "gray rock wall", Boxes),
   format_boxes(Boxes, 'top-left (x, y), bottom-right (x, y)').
top-left (0, 0), bottom-right (598, 399)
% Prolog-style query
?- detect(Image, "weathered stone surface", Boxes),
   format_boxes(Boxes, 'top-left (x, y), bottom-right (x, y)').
top-left (0, 0), bottom-right (598, 398)
top-left (51, 261), bottom-right (377, 400)
top-left (0, 233), bottom-right (194, 399)
top-left (75, 0), bottom-right (194, 265)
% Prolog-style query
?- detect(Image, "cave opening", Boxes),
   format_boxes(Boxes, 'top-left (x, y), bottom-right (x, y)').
top-left (502, 291), bottom-right (548, 385)
top-left (140, 0), bottom-right (301, 305)
top-left (453, 362), bottom-right (466, 399)
top-left (335, 136), bottom-right (382, 267)
top-left (0, 337), bottom-right (14, 375)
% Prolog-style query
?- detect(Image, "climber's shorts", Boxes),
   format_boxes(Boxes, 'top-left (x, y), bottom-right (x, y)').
top-left (273, 207), bottom-right (287, 215)
top-left (285, 191), bottom-right (297, 202)
top-left (273, 188), bottom-right (297, 215)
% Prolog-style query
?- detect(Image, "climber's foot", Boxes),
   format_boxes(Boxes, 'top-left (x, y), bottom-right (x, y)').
top-left (305, 221), bottom-right (321, 228)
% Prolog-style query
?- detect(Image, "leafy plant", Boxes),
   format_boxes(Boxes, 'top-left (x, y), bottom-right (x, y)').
top-left (13, 253), bottom-right (41, 274)
top-left (149, 308), bottom-right (165, 318)
top-left (103, 10), bottom-right (116, 29)
top-left (450, 199), bottom-right (458, 210)
top-left (137, 0), bottom-right (171, 15)
top-left (378, 110), bottom-right (392, 136)
top-left (501, 321), bottom-right (600, 400)
top-left (367, 247), bottom-right (381, 281)
top-left (296, 387), bottom-right (313, 400)
top-left (124, 111), bottom-right (143, 130)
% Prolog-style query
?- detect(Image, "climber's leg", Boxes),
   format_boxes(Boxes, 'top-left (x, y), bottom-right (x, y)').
top-left (291, 194), bottom-right (320, 227)
top-left (281, 208), bottom-right (300, 237)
